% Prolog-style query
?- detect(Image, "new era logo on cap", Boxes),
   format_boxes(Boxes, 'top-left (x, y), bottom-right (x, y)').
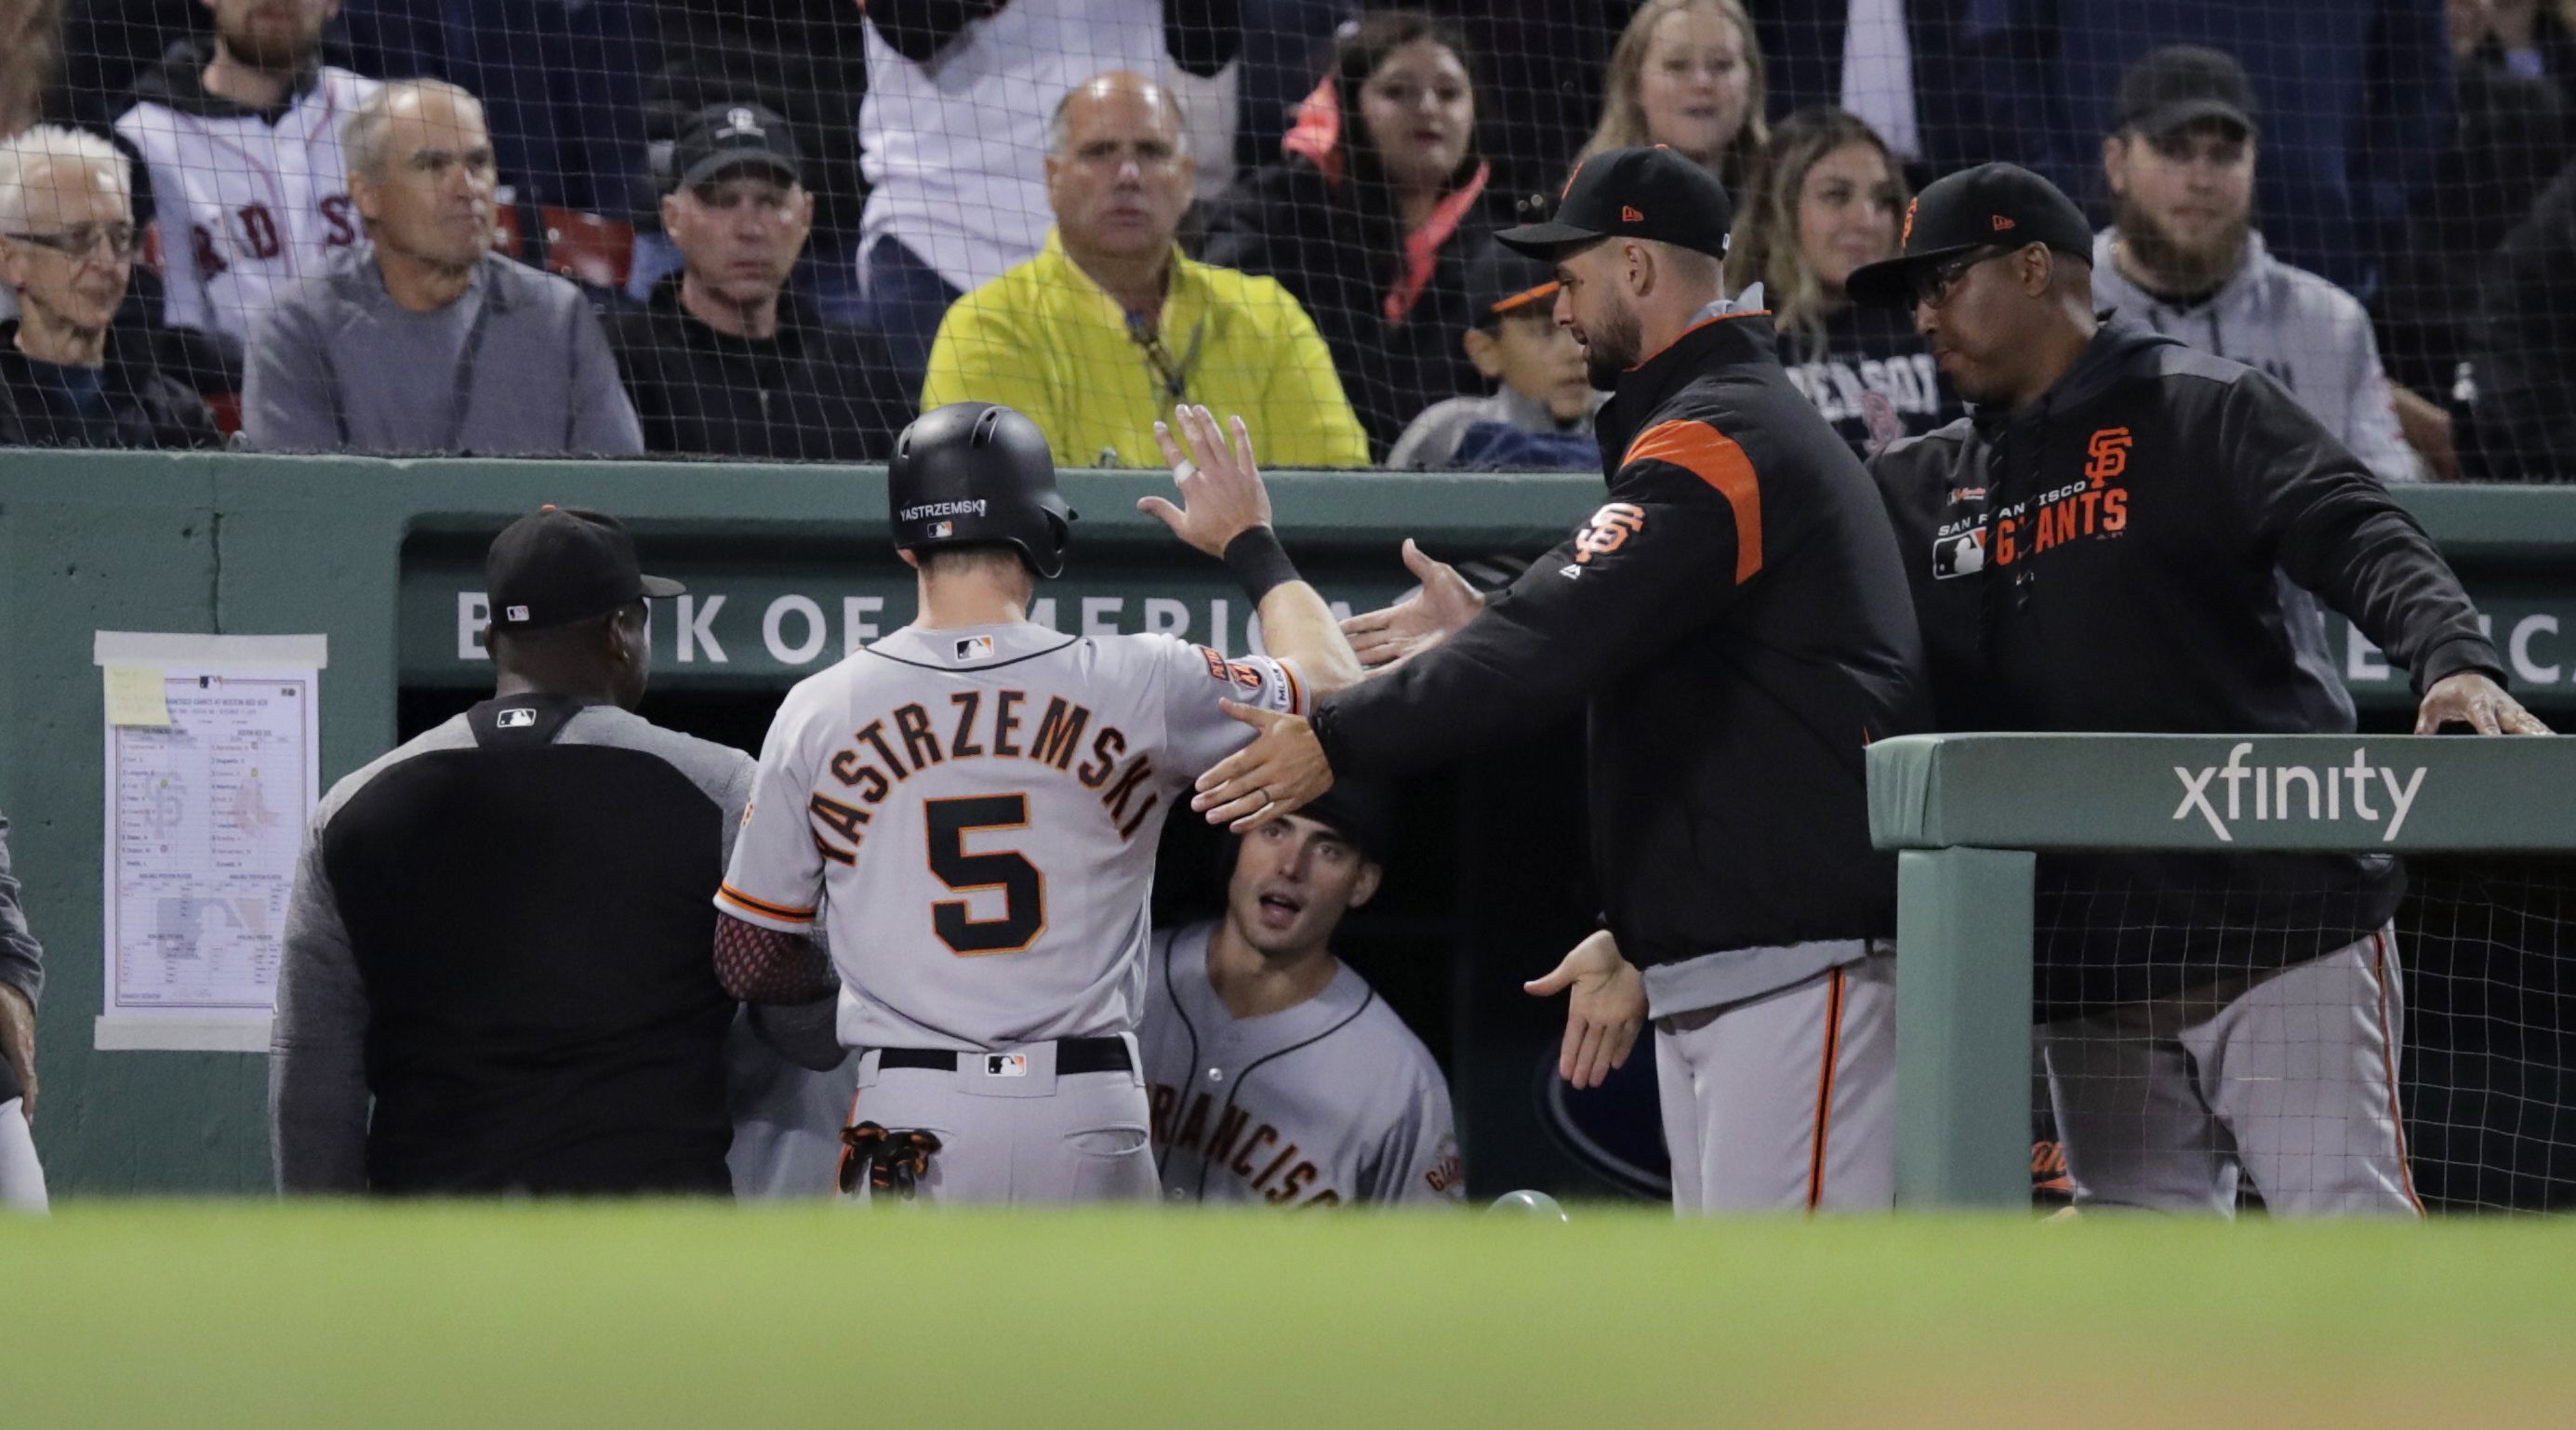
top-left (1620, 205), bottom-right (1644, 222)
top-left (1992, 215), bottom-right (2017, 231)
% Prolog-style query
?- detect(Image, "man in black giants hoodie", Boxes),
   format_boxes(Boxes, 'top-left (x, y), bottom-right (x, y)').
top-left (1188, 148), bottom-right (1928, 1213)
top-left (1851, 164), bottom-right (2549, 1216)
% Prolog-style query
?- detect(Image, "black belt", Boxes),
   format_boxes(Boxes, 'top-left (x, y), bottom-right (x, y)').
top-left (879, 1036), bottom-right (1132, 1075)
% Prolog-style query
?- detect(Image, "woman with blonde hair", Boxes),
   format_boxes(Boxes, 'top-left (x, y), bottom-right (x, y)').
top-left (1726, 105), bottom-right (1958, 458)
top-left (1578, 0), bottom-right (1766, 192)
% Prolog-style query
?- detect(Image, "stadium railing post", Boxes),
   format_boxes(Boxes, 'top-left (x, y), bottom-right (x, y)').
top-left (1892, 846), bottom-right (2035, 1210)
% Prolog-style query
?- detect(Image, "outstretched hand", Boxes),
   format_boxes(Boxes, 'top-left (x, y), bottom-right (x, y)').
top-left (1140, 404), bottom-right (1272, 559)
top-left (1524, 930), bottom-right (1645, 1090)
top-left (2415, 671), bottom-right (2551, 735)
top-left (1191, 700), bottom-right (1334, 831)
top-left (1340, 539), bottom-right (1484, 670)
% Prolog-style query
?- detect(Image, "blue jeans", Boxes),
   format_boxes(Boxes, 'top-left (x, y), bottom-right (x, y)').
top-left (861, 237), bottom-right (963, 404)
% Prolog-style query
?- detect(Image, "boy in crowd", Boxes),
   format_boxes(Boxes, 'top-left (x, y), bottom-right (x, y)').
top-left (1386, 246), bottom-right (1600, 470)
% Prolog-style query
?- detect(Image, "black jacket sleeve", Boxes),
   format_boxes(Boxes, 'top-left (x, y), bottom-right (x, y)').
top-left (2471, 166), bottom-right (2576, 481)
top-left (864, 0), bottom-right (1005, 65)
top-left (1313, 459), bottom-right (1756, 776)
top-left (1165, 0), bottom-right (1242, 77)
top-left (2225, 371), bottom-right (2506, 692)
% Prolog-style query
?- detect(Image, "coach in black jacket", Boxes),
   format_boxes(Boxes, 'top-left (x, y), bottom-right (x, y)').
top-left (1852, 163), bottom-right (2546, 1216)
top-left (1193, 148), bottom-right (1928, 1212)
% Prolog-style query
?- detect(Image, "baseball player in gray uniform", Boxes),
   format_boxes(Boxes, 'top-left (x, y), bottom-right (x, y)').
top-left (1141, 787), bottom-right (1463, 1207)
top-left (0, 813), bottom-right (48, 1214)
top-left (711, 402), bottom-right (1365, 1206)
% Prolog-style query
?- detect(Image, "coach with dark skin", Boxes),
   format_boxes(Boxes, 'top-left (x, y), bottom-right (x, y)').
top-left (271, 509), bottom-right (762, 1196)
top-left (1851, 163), bottom-right (2545, 1214)
top-left (1197, 147), bottom-right (1930, 1213)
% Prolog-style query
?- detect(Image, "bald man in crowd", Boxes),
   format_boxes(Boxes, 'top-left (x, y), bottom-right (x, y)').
top-left (921, 71), bottom-right (1370, 470)
top-left (243, 79), bottom-right (641, 456)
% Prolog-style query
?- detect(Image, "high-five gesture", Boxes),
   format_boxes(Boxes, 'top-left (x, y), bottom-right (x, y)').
top-left (1341, 539), bottom-right (1485, 671)
top-left (1190, 699), bottom-right (1335, 832)
top-left (1142, 404), bottom-right (1272, 558)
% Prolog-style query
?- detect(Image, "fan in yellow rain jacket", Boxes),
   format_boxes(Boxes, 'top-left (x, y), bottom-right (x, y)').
top-left (920, 73), bottom-right (1371, 470)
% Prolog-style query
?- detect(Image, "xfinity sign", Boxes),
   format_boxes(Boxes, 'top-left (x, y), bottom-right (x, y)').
top-left (2172, 743), bottom-right (2427, 843)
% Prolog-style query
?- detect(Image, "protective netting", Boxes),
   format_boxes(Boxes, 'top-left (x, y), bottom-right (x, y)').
top-left (0, 2), bottom-right (2568, 474)
top-left (2030, 854), bottom-right (2576, 1214)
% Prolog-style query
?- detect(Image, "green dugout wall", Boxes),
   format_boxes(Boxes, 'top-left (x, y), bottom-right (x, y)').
top-left (6, 452), bottom-right (2576, 1194)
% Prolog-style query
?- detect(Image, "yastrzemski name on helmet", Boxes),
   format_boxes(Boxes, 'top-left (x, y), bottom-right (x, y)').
top-left (889, 403), bottom-right (1078, 579)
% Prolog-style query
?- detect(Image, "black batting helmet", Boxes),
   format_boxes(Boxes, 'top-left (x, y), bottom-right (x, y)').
top-left (887, 403), bottom-right (1077, 578)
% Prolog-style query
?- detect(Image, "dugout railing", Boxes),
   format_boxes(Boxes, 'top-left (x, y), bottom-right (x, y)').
top-left (1869, 732), bottom-right (2576, 1211)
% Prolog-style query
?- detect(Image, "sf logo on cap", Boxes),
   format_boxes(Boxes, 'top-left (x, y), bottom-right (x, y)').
top-left (722, 106), bottom-right (763, 138)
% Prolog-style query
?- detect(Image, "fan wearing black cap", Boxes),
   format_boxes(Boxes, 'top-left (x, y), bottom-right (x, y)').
top-left (605, 103), bottom-right (908, 461)
top-left (1140, 782), bottom-right (1462, 1207)
top-left (1385, 245), bottom-right (1600, 471)
top-left (2091, 47), bottom-right (2430, 487)
top-left (1205, 145), bottom-right (1932, 1214)
top-left (271, 507), bottom-right (760, 1197)
top-left (1852, 163), bottom-right (2546, 1216)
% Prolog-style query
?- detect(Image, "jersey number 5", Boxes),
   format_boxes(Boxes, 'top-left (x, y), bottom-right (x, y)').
top-left (924, 794), bottom-right (1046, 955)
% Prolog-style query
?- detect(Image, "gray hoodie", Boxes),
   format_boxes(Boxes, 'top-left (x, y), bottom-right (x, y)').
top-left (2091, 229), bottom-right (2421, 484)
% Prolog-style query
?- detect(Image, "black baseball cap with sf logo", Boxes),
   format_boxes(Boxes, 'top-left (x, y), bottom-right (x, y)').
top-left (486, 506), bottom-right (685, 632)
top-left (1844, 161), bottom-right (2094, 309)
top-left (1496, 145), bottom-right (1734, 261)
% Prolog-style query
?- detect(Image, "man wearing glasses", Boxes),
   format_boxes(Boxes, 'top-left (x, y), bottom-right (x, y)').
top-left (1852, 163), bottom-right (2543, 1216)
top-left (0, 126), bottom-right (218, 448)
top-left (920, 72), bottom-right (1370, 470)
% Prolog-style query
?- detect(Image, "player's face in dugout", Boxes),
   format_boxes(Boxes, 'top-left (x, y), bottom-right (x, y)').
top-left (1227, 815), bottom-right (1380, 956)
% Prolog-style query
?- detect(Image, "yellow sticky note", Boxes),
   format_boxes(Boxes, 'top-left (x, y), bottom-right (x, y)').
top-left (103, 666), bottom-right (172, 727)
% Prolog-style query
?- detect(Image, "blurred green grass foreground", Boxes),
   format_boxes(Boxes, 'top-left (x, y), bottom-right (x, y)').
top-left (6, 1203), bottom-right (2573, 1429)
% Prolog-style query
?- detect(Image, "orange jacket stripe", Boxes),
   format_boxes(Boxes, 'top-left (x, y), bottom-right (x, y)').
top-left (718, 882), bottom-right (818, 922)
top-left (1623, 418), bottom-right (1763, 583)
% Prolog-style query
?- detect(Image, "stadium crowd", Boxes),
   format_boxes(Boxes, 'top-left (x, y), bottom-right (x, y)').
top-left (0, 0), bottom-right (2572, 477)
top-left (0, 1), bottom-right (2566, 1219)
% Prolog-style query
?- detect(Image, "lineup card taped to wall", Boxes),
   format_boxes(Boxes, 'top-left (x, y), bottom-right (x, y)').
top-left (94, 632), bottom-right (327, 1053)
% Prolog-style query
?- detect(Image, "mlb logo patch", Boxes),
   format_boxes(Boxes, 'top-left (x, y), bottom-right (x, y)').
top-left (984, 1053), bottom-right (1029, 1079)
top-left (930, 521), bottom-right (954, 538)
top-left (953, 635), bottom-right (996, 661)
top-left (504, 604), bottom-right (530, 622)
top-left (497, 707), bottom-right (537, 729)
top-left (1932, 529), bottom-right (1987, 578)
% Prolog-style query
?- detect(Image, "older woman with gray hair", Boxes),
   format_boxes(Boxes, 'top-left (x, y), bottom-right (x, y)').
top-left (0, 124), bottom-right (216, 448)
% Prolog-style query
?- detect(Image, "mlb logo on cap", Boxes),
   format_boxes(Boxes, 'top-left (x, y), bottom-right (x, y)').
top-left (505, 604), bottom-right (530, 622)
top-left (496, 707), bottom-right (537, 729)
top-left (931, 521), bottom-right (954, 538)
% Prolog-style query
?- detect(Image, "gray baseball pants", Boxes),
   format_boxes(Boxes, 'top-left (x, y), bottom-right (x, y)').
top-left (2037, 925), bottom-right (2421, 1216)
top-left (0, 1098), bottom-right (46, 1214)
top-left (1653, 946), bottom-right (1897, 1213)
top-left (842, 1035), bottom-right (1159, 1207)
